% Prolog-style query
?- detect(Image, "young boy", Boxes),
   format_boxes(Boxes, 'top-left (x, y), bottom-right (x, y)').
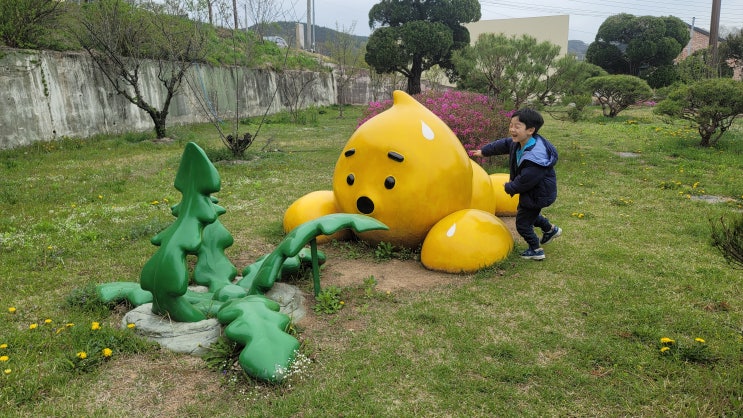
top-left (470, 108), bottom-right (561, 260)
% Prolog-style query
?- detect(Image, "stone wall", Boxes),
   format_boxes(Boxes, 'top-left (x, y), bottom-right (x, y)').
top-left (0, 48), bottom-right (347, 149)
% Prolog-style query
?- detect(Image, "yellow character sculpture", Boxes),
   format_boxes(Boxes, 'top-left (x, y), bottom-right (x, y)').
top-left (284, 90), bottom-right (515, 273)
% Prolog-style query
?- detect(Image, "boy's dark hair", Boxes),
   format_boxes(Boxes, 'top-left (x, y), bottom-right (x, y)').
top-left (513, 108), bottom-right (544, 134)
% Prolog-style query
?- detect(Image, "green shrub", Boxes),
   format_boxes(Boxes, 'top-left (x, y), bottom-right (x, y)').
top-left (584, 74), bottom-right (653, 117)
top-left (654, 78), bottom-right (743, 147)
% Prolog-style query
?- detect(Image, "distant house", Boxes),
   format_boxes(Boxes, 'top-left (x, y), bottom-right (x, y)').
top-left (675, 25), bottom-right (741, 80)
top-left (676, 26), bottom-right (716, 61)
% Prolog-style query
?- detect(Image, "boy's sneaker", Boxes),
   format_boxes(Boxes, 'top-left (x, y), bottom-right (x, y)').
top-left (540, 226), bottom-right (562, 245)
top-left (520, 248), bottom-right (545, 260)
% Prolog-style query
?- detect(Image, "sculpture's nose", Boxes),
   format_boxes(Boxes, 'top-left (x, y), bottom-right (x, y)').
top-left (356, 196), bottom-right (374, 214)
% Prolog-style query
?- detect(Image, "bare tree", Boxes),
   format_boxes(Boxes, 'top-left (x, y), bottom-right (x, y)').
top-left (74, 0), bottom-right (208, 139)
top-left (246, 0), bottom-right (288, 41)
top-left (325, 22), bottom-right (364, 118)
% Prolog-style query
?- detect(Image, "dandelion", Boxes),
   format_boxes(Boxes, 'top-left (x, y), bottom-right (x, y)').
top-left (76, 351), bottom-right (87, 359)
top-left (91, 322), bottom-right (101, 331)
top-left (660, 347), bottom-right (670, 353)
top-left (44, 319), bottom-right (52, 324)
top-left (660, 337), bottom-right (675, 344)
top-left (66, 323), bottom-right (74, 328)
top-left (102, 348), bottom-right (113, 358)
top-left (29, 323), bottom-right (38, 330)
top-left (0, 356), bottom-right (8, 362)
top-left (150, 200), bottom-right (159, 205)
top-left (127, 323), bottom-right (136, 329)
top-left (3, 369), bottom-right (10, 375)
top-left (8, 307), bottom-right (16, 314)
top-left (97, 195), bottom-right (103, 200)
top-left (695, 338), bottom-right (706, 344)
top-left (0, 344), bottom-right (6, 349)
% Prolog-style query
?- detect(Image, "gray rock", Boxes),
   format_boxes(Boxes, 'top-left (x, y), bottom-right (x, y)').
top-left (122, 304), bottom-right (221, 356)
top-left (266, 282), bottom-right (306, 323)
top-left (121, 283), bottom-right (306, 356)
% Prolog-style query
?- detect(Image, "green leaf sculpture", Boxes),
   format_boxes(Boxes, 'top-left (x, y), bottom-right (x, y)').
top-left (217, 295), bottom-right (299, 383)
top-left (195, 197), bottom-right (246, 302)
top-left (95, 142), bottom-right (389, 383)
top-left (139, 142), bottom-right (221, 322)
top-left (237, 214), bottom-right (388, 294)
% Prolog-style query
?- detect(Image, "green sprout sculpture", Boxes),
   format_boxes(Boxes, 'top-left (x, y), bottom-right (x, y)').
top-left (97, 142), bottom-right (387, 382)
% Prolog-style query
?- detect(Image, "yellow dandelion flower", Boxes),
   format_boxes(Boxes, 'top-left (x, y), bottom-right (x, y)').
top-left (3, 369), bottom-right (10, 375)
top-left (97, 195), bottom-right (103, 200)
top-left (102, 348), bottom-right (113, 357)
top-left (127, 323), bottom-right (136, 329)
top-left (0, 356), bottom-right (8, 362)
top-left (8, 307), bottom-right (16, 314)
top-left (76, 351), bottom-right (87, 359)
top-left (660, 347), bottom-right (670, 353)
top-left (0, 344), bottom-right (7, 349)
top-left (339, 301), bottom-right (345, 305)
top-left (695, 338), bottom-right (705, 344)
top-left (44, 319), bottom-right (52, 324)
top-left (66, 323), bottom-right (74, 328)
top-left (47, 245), bottom-right (53, 250)
top-left (578, 213), bottom-right (585, 219)
top-left (29, 323), bottom-right (38, 330)
top-left (91, 322), bottom-right (101, 331)
top-left (150, 200), bottom-right (159, 205)
top-left (660, 337), bottom-right (675, 344)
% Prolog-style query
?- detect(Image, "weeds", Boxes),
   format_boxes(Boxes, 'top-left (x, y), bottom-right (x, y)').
top-left (313, 285), bottom-right (344, 314)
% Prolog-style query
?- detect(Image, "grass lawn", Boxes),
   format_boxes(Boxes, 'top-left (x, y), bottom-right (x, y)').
top-left (1, 104), bottom-right (742, 417)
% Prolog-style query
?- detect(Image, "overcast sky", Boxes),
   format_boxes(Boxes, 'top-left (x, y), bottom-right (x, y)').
top-left (298, 0), bottom-right (743, 43)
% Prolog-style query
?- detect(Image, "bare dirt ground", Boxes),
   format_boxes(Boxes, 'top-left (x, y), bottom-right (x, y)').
top-left (310, 216), bottom-right (519, 293)
top-left (88, 218), bottom-right (521, 415)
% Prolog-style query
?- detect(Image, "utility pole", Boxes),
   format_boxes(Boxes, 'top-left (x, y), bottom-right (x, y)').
top-left (306, 0), bottom-right (313, 51)
top-left (233, 0), bottom-right (239, 30)
top-left (709, 0), bottom-right (721, 67)
top-left (312, 0), bottom-right (316, 51)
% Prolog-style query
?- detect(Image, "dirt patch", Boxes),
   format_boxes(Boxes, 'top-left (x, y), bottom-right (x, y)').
top-left (302, 216), bottom-right (519, 293)
top-left (92, 353), bottom-right (223, 417)
top-left (89, 217), bottom-right (520, 411)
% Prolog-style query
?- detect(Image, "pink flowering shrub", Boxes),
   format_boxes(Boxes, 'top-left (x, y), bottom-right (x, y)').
top-left (357, 90), bottom-right (511, 153)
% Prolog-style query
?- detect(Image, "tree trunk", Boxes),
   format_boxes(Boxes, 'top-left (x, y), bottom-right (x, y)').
top-left (407, 57), bottom-right (423, 95)
top-left (152, 111), bottom-right (168, 139)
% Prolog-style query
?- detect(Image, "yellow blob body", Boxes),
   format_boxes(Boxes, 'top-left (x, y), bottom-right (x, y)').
top-left (283, 190), bottom-right (350, 243)
top-left (284, 90), bottom-right (514, 272)
top-left (490, 173), bottom-right (520, 216)
top-left (420, 209), bottom-right (514, 273)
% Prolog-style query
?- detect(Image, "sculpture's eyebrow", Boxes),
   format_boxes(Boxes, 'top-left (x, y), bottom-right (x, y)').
top-left (344, 149), bottom-right (355, 157)
top-left (388, 151), bottom-right (404, 162)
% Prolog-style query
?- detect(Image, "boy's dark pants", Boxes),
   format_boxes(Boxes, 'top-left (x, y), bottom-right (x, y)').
top-left (516, 205), bottom-right (552, 250)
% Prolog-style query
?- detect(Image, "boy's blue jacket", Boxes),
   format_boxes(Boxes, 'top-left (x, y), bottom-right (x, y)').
top-left (480, 134), bottom-right (558, 209)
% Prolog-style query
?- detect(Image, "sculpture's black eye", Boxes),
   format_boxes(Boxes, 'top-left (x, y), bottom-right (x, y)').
top-left (347, 174), bottom-right (355, 185)
top-left (384, 176), bottom-right (395, 189)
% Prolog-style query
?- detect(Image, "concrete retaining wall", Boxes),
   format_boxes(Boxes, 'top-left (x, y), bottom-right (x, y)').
top-left (0, 48), bottom-right (349, 149)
